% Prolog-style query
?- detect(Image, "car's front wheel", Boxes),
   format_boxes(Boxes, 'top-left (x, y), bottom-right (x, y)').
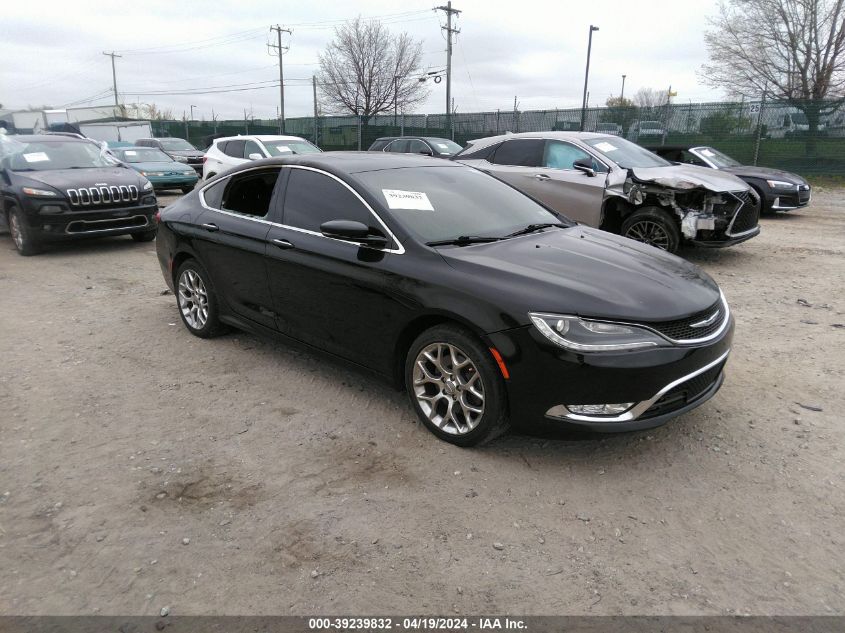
top-left (131, 230), bottom-right (157, 242)
top-left (621, 207), bottom-right (681, 253)
top-left (405, 324), bottom-right (510, 446)
top-left (7, 206), bottom-right (42, 256)
top-left (175, 260), bottom-right (226, 338)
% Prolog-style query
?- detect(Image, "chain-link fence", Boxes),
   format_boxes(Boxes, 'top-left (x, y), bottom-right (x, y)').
top-left (151, 98), bottom-right (845, 176)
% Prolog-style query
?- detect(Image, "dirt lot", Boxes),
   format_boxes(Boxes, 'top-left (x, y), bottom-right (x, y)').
top-left (0, 188), bottom-right (843, 616)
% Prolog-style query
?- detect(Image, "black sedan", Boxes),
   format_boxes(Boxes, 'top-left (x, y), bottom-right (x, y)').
top-left (647, 145), bottom-right (811, 214)
top-left (368, 136), bottom-right (463, 158)
top-left (156, 153), bottom-right (734, 446)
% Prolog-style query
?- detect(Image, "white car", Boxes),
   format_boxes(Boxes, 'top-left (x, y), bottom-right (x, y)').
top-left (202, 134), bottom-right (321, 180)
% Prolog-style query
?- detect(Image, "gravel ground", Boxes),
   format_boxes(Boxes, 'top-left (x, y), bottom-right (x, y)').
top-left (0, 188), bottom-right (843, 616)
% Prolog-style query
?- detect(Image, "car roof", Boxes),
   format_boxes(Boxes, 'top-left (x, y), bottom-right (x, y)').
top-left (238, 151), bottom-right (463, 175)
top-left (374, 136), bottom-right (456, 142)
top-left (214, 134), bottom-right (307, 143)
top-left (6, 134), bottom-right (89, 143)
top-left (647, 144), bottom-right (694, 151)
top-left (466, 131), bottom-right (617, 147)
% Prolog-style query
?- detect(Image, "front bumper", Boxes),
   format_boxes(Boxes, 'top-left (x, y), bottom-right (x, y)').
top-left (765, 187), bottom-right (811, 211)
top-left (691, 225), bottom-right (760, 248)
top-left (148, 174), bottom-right (199, 190)
top-left (488, 316), bottom-right (734, 432)
top-left (21, 199), bottom-right (158, 241)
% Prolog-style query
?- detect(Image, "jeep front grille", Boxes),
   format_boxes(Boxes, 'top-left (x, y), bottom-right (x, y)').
top-left (66, 185), bottom-right (139, 207)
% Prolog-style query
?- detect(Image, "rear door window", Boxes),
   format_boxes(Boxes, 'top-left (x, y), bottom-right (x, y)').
top-left (224, 139), bottom-right (246, 158)
top-left (219, 169), bottom-right (282, 218)
top-left (386, 139), bottom-right (410, 153)
top-left (491, 139), bottom-right (544, 167)
top-left (243, 140), bottom-right (263, 159)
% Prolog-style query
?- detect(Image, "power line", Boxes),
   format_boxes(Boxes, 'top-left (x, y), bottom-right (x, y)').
top-left (115, 28), bottom-right (268, 55)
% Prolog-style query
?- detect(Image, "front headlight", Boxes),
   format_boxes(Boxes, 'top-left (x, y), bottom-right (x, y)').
top-left (767, 179), bottom-right (795, 189)
top-left (142, 180), bottom-right (154, 191)
top-left (22, 186), bottom-right (58, 197)
top-left (529, 313), bottom-right (668, 352)
top-left (174, 155), bottom-right (189, 162)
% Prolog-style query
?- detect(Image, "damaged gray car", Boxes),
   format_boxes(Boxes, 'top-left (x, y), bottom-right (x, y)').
top-left (454, 132), bottom-right (760, 253)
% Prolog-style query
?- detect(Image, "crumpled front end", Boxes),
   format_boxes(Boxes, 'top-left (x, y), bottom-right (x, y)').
top-left (608, 168), bottom-right (761, 246)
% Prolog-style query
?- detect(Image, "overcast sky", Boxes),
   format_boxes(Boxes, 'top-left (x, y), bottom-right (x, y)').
top-left (2, 0), bottom-right (725, 121)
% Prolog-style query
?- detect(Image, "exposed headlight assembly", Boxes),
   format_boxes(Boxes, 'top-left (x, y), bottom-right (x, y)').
top-left (766, 180), bottom-right (795, 189)
top-left (142, 180), bottom-right (154, 191)
top-left (529, 313), bottom-right (668, 352)
top-left (22, 187), bottom-right (58, 197)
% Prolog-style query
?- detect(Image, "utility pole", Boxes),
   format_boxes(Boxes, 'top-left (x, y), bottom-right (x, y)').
top-left (312, 76), bottom-right (318, 145)
top-left (269, 25), bottom-right (292, 134)
top-left (102, 51), bottom-right (122, 109)
top-left (620, 74), bottom-right (626, 102)
top-left (580, 25), bottom-right (599, 131)
top-left (435, 2), bottom-right (461, 131)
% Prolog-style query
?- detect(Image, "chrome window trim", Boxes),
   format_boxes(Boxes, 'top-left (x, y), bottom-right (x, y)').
top-left (198, 164), bottom-right (405, 254)
top-left (548, 348), bottom-right (731, 423)
top-left (688, 147), bottom-right (718, 169)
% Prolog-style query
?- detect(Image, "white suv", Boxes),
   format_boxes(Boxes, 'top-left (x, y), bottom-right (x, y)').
top-left (202, 135), bottom-right (321, 180)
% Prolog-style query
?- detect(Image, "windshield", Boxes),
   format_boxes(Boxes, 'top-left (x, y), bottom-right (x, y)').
top-left (583, 136), bottom-right (671, 169)
top-left (4, 140), bottom-right (117, 171)
top-left (354, 165), bottom-right (568, 244)
top-left (428, 139), bottom-right (463, 155)
top-left (118, 148), bottom-right (172, 163)
top-left (263, 140), bottom-right (321, 156)
top-left (694, 146), bottom-right (741, 168)
top-left (157, 138), bottom-right (196, 151)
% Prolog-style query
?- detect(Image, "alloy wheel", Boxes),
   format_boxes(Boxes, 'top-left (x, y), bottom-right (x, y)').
top-left (625, 220), bottom-right (671, 250)
top-left (412, 342), bottom-right (485, 435)
top-left (178, 269), bottom-right (209, 330)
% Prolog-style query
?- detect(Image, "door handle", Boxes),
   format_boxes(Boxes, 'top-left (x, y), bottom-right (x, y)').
top-left (534, 173), bottom-right (551, 181)
top-left (272, 238), bottom-right (294, 250)
top-left (201, 223), bottom-right (219, 232)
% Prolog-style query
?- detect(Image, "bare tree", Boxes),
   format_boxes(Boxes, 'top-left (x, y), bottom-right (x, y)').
top-left (138, 103), bottom-right (174, 120)
top-left (317, 17), bottom-right (429, 123)
top-left (633, 88), bottom-right (668, 109)
top-left (701, 0), bottom-right (845, 146)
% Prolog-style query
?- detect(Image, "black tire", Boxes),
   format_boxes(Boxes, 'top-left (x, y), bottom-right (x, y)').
top-left (621, 206), bottom-right (681, 253)
top-left (131, 230), bottom-right (157, 242)
top-left (752, 185), bottom-right (773, 216)
top-left (404, 324), bottom-right (510, 447)
top-left (181, 186), bottom-right (194, 194)
top-left (174, 259), bottom-right (226, 338)
top-left (7, 205), bottom-right (42, 256)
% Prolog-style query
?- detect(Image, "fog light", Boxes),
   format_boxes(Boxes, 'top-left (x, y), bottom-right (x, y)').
top-left (565, 403), bottom-right (634, 416)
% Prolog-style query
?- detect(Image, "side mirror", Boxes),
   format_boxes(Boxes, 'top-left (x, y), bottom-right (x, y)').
top-left (248, 152), bottom-right (263, 161)
top-left (320, 219), bottom-right (388, 248)
top-left (573, 157), bottom-right (596, 177)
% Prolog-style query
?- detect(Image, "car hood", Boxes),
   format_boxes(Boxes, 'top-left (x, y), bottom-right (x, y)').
top-left (629, 164), bottom-right (749, 192)
top-left (166, 149), bottom-right (204, 158)
top-left (439, 226), bottom-right (721, 323)
top-left (15, 167), bottom-right (143, 191)
top-left (126, 161), bottom-right (194, 173)
top-left (719, 165), bottom-right (807, 184)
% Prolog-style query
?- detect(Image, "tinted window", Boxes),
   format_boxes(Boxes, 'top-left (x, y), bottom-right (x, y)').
top-left (223, 139), bottom-right (245, 158)
top-left (355, 165), bottom-right (566, 244)
top-left (491, 139), bottom-right (544, 166)
top-left (220, 169), bottom-right (281, 218)
top-left (369, 139), bottom-right (390, 151)
top-left (202, 179), bottom-right (226, 209)
top-left (407, 139), bottom-right (430, 154)
top-left (244, 139), bottom-right (263, 159)
top-left (283, 169), bottom-right (375, 233)
top-left (216, 140), bottom-right (229, 154)
top-left (386, 139), bottom-right (410, 153)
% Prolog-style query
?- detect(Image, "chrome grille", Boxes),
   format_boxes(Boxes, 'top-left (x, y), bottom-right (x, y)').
top-left (726, 190), bottom-right (760, 236)
top-left (66, 185), bottom-right (138, 207)
top-left (630, 294), bottom-right (729, 344)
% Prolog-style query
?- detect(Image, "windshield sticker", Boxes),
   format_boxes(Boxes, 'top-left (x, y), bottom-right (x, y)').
top-left (699, 148), bottom-right (715, 157)
top-left (272, 145), bottom-right (292, 153)
top-left (436, 143), bottom-right (449, 149)
top-left (23, 152), bottom-right (50, 163)
top-left (594, 142), bottom-right (617, 153)
top-left (382, 189), bottom-right (435, 211)
top-left (124, 150), bottom-right (137, 156)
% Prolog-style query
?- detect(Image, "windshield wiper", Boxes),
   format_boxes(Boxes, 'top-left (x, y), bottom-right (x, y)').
top-left (426, 235), bottom-right (504, 247)
top-left (504, 223), bottom-right (566, 238)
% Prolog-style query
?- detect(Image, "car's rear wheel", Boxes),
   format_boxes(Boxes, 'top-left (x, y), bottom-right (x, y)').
top-left (131, 230), bottom-right (157, 242)
top-left (175, 260), bottom-right (225, 338)
top-left (405, 324), bottom-right (509, 447)
top-left (8, 206), bottom-right (42, 256)
top-left (621, 207), bottom-right (680, 253)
